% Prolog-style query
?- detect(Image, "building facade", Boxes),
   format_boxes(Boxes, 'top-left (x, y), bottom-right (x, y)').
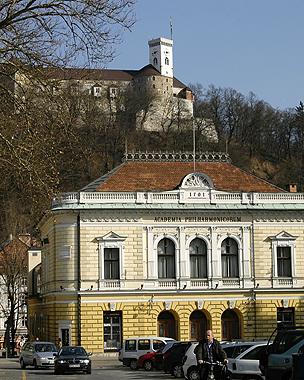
top-left (1, 37), bottom-right (212, 135)
top-left (29, 152), bottom-right (304, 352)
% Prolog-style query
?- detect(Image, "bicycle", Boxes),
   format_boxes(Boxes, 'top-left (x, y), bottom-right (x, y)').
top-left (199, 360), bottom-right (229, 380)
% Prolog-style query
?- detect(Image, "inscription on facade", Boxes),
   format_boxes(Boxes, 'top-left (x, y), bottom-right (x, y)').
top-left (154, 216), bottom-right (242, 223)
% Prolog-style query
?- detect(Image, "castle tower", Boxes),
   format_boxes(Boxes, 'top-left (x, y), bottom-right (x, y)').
top-left (148, 37), bottom-right (173, 78)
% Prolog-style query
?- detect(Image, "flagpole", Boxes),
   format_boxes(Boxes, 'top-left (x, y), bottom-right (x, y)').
top-left (193, 119), bottom-right (196, 172)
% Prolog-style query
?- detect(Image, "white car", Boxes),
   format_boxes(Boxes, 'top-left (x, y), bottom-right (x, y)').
top-left (118, 336), bottom-right (175, 370)
top-left (183, 341), bottom-right (267, 380)
top-left (19, 341), bottom-right (58, 369)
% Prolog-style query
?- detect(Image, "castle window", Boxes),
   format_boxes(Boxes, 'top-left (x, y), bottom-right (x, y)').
top-left (153, 84), bottom-right (156, 89)
top-left (93, 86), bottom-right (102, 97)
top-left (109, 87), bottom-right (117, 98)
top-left (153, 57), bottom-right (158, 66)
top-left (152, 76), bottom-right (155, 81)
top-left (165, 57), bottom-right (169, 65)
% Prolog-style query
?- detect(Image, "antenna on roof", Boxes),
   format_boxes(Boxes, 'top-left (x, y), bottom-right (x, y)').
top-left (125, 138), bottom-right (128, 160)
top-left (170, 17), bottom-right (173, 40)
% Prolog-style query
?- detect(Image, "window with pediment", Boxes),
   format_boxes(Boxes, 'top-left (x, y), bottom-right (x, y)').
top-left (96, 232), bottom-right (126, 281)
top-left (270, 231), bottom-right (297, 278)
top-left (157, 238), bottom-right (175, 278)
top-left (190, 238), bottom-right (207, 278)
top-left (221, 238), bottom-right (239, 278)
top-left (104, 248), bottom-right (119, 279)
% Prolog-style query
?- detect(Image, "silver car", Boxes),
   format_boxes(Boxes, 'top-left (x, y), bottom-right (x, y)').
top-left (19, 341), bottom-right (58, 369)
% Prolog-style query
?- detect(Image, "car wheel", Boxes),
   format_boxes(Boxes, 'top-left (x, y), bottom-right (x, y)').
top-left (54, 368), bottom-right (62, 375)
top-left (130, 359), bottom-right (138, 370)
top-left (143, 360), bottom-right (153, 371)
top-left (188, 367), bottom-right (200, 380)
top-left (20, 359), bottom-right (26, 369)
top-left (86, 366), bottom-right (92, 374)
top-left (173, 364), bottom-right (183, 378)
top-left (33, 359), bottom-right (38, 369)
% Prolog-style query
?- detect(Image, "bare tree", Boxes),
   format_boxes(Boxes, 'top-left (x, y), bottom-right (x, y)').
top-left (0, 235), bottom-right (30, 357)
top-left (0, 0), bottom-right (136, 66)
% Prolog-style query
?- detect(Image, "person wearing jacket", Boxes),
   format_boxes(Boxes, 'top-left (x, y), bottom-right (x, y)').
top-left (195, 330), bottom-right (228, 380)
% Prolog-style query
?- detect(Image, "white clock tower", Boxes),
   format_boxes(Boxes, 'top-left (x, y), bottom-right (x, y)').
top-left (148, 37), bottom-right (173, 78)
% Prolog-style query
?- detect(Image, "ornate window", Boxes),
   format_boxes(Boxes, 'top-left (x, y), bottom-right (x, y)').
top-left (157, 238), bottom-right (175, 278)
top-left (277, 247), bottom-right (291, 277)
top-left (104, 248), bottom-right (119, 279)
top-left (96, 232), bottom-right (126, 281)
top-left (269, 231), bottom-right (297, 279)
top-left (190, 238), bottom-right (207, 278)
top-left (221, 238), bottom-right (239, 278)
top-left (153, 57), bottom-right (158, 66)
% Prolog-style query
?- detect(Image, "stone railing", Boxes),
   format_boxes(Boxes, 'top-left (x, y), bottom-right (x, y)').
top-left (52, 190), bottom-right (304, 208)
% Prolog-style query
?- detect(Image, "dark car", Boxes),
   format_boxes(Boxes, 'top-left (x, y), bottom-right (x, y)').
top-left (154, 341), bottom-right (179, 370)
top-left (261, 325), bottom-right (304, 380)
top-left (54, 346), bottom-right (92, 374)
top-left (163, 341), bottom-right (192, 378)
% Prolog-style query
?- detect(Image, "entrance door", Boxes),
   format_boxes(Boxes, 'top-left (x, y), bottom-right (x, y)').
top-left (58, 320), bottom-right (71, 346)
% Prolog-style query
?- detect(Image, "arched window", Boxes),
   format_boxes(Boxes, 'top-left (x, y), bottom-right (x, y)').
top-left (221, 238), bottom-right (239, 278)
top-left (190, 238), bottom-right (207, 278)
top-left (158, 311), bottom-right (177, 339)
top-left (158, 238), bottom-right (175, 278)
top-left (165, 57), bottom-right (169, 65)
top-left (221, 309), bottom-right (241, 341)
top-left (153, 57), bottom-right (158, 66)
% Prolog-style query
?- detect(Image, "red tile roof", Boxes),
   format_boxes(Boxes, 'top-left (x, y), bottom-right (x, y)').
top-left (92, 161), bottom-right (283, 193)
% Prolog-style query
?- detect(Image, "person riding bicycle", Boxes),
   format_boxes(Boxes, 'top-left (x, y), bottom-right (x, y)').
top-left (195, 330), bottom-right (228, 380)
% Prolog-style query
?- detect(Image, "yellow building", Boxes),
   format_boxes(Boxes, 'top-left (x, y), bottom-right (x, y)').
top-left (28, 152), bottom-right (304, 353)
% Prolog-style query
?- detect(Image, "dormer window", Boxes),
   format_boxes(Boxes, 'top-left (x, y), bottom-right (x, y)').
top-left (165, 57), bottom-right (169, 65)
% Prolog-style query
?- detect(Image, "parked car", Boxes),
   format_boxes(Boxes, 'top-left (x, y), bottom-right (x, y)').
top-left (226, 341), bottom-right (267, 379)
top-left (153, 341), bottom-right (180, 370)
top-left (261, 326), bottom-right (304, 380)
top-left (19, 341), bottom-right (58, 369)
top-left (163, 341), bottom-right (193, 377)
top-left (54, 346), bottom-right (92, 375)
top-left (137, 351), bottom-right (157, 371)
top-left (118, 336), bottom-right (175, 370)
top-left (183, 341), bottom-right (267, 380)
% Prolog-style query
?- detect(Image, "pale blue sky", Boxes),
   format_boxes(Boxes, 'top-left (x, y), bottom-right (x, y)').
top-left (108, 0), bottom-right (304, 110)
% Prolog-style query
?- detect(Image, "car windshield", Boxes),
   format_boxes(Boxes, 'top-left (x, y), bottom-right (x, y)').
top-left (60, 347), bottom-right (86, 356)
top-left (35, 344), bottom-right (57, 352)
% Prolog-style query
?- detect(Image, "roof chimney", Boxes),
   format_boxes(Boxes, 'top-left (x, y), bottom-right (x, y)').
top-left (289, 183), bottom-right (297, 193)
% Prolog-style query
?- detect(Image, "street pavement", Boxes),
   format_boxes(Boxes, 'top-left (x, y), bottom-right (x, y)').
top-left (0, 356), bottom-right (171, 380)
